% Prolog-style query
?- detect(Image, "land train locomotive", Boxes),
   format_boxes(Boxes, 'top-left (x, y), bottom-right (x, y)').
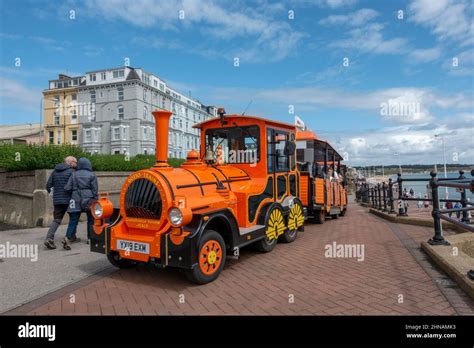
top-left (90, 109), bottom-right (347, 284)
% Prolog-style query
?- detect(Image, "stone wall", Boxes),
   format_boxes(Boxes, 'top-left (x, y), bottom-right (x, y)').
top-left (0, 169), bottom-right (131, 228)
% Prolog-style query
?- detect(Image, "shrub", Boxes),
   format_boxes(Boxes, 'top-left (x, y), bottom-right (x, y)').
top-left (0, 144), bottom-right (185, 171)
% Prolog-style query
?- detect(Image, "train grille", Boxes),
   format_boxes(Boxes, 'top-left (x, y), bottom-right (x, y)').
top-left (124, 179), bottom-right (162, 219)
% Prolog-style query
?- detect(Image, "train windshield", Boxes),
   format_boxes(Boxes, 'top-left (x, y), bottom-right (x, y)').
top-left (205, 126), bottom-right (260, 164)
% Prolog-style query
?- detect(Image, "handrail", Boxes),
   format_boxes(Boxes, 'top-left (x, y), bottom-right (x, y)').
top-left (356, 169), bottom-right (474, 279)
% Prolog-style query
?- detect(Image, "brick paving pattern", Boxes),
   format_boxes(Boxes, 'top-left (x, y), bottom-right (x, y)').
top-left (10, 202), bottom-right (474, 315)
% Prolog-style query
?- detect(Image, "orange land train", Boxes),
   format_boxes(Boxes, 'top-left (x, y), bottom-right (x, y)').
top-left (90, 109), bottom-right (347, 284)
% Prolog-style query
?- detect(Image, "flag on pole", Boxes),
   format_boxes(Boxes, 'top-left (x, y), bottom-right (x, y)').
top-left (295, 115), bottom-right (305, 131)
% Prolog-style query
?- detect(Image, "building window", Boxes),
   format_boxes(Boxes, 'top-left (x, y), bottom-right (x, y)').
top-left (117, 105), bottom-right (124, 120)
top-left (114, 150), bottom-right (120, 155)
top-left (71, 130), bottom-right (77, 141)
top-left (57, 130), bottom-right (62, 144)
top-left (143, 127), bottom-right (148, 139)
top-left (101, 72), bottom-right (106, 80)
top-left (113, 128), bottom-right (120, 140)
top-left (54, 112), bottom-right (60, 125)
top-left (90, 90), bottom-right (96, 104)
top-left (71, 108), bottom-right (77, 122)
top-left (71, 94), bottom-right (77, 101)
top-left (90, 74), bottom-right (96, 82)
top-left (48, 131), bottom-right (54, 144)
top-left (117, 87), bottom-right (124, 101)
top-left (113, 70), bottom-right (124, 78)
top-left (85, 129), bottom-right (92, 142)
top-left (143, 106), bottom-right (148, 119)
top-left (143, 89), bottom-right (147, 101)
top-left (53, 95), bottom-right (60, 107)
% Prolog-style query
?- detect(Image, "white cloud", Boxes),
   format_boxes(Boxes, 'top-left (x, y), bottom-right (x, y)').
top-left (408, 0), bottom-right (473, 46)
top-left (319, 8), bottom-right (379, 26)
top-left (0, 77), bottom-right (41, 111)
top-left (321, 116), bottom-right (473, 165)
top-left (83, 0), bottom-right (307, 63)
top-left (408, 47), bottom-right (442, 63)
top-left (331, 23), bottom-right (408, 54)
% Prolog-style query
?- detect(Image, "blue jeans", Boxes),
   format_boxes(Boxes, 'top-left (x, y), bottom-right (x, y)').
top-left (66, 211), bottom-right (94, 239)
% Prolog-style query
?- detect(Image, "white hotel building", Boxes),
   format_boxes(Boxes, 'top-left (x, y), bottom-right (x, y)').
top-left (74, 66), bottom-right (216, 157)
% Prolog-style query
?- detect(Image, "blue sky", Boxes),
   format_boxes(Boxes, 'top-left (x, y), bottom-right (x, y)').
top-left (0, 0), bottom-right (472, 165)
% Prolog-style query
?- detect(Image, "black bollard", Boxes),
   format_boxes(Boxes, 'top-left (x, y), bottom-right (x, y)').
top-left (428, 171), bottom-right (450, 246)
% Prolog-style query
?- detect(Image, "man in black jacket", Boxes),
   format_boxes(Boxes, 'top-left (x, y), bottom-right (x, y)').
top-left (44, 156), bottom-right (77, 249)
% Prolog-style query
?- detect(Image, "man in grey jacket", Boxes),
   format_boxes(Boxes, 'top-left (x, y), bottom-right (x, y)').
top-left (62, 157), bottom-right (98, 250)
top-left (44, 156), bottom-right (77, 249)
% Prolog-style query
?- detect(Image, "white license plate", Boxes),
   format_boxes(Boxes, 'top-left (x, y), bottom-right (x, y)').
top-left (116, 240), bottom-right (150, 254)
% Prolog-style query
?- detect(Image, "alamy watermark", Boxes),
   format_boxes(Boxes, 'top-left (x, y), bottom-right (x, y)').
top-left (0, 242), bottom-right (38, 262)
top-left (380, 99), bottom-right (420, 118)
top-left (324, 241), bottom-right (365, 262)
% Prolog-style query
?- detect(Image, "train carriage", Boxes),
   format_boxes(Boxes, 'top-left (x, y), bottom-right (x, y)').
top-left (296, 130), bottom-right (348, 223)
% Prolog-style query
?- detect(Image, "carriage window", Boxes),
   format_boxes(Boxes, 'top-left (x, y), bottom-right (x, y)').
top-left (205, 126), bottom-right (260, 164)
top-left (267, 129), bottom-right (295, 173)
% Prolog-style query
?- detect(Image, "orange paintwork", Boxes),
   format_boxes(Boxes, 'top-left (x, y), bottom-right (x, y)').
top-left (95, 112), bottom-right (297, 262)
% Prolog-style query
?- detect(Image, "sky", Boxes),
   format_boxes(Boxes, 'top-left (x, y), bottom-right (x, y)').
top-left (0, 0), bottom-right (472, 166)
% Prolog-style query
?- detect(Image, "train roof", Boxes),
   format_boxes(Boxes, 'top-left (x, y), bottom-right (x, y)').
top-left (193, 114), bottom-right (296, 131)
top-left (296, 130), bottom-right (344, 162)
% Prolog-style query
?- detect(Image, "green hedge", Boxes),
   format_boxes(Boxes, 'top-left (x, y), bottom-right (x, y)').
top-left (0, 144), bottom-right (185, 171)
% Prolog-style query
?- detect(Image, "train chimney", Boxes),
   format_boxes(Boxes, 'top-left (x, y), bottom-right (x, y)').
top-left (152, 110), bottom-right (173, 167)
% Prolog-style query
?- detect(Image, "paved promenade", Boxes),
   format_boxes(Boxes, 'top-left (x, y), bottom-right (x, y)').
top-left (3, 202), bottom-right (474, 315)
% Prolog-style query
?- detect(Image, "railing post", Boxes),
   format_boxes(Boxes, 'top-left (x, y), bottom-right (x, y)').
top-left (428, 171), bottom-right (449, 246)
top-left (459, 170), bottom-right (470, 223)
top-left (377, 183), bottom-right (382, 210)
top-left (371, 187), bottom-right (375, 207)
top-left (397, 173), bottom-right (406, 216)
top-left (388, 178), bottom-right (395, 214)
top-left (382, 182), bottom-right (387, 212)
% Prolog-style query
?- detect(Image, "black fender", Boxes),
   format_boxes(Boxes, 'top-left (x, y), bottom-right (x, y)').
top-left (162, 208), bottom-right (239, 270)
top-left (192, 209), bottom-right (239, 248)
top-left (257, 202), bottom-right (285, 226)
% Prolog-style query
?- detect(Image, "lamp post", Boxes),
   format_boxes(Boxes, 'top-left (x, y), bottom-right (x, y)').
top-left (434, 134), bottom-right (448, 198)
top-left (394, 153), bottom-right (402, 174)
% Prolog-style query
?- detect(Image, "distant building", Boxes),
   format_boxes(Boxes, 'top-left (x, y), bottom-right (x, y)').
top-left (0, 123), bottom-right (43, 144)
top-left (43, 74), bottom-right (85, 146)
top-left (43, 67), bottom-right (216, 157)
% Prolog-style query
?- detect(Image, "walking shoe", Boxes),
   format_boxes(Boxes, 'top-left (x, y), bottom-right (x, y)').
top-left (44, 239), bottom-right (56, 250)
top-left (69, 236), bottom-right (82, 243)
top-left (62, 237), bottom-right (71, 250)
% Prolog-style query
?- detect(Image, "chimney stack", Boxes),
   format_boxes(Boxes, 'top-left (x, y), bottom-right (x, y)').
top-left (151, 110), bottom-right (173, 167)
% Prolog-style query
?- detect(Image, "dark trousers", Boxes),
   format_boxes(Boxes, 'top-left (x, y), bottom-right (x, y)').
top-left (66, 211), bottom-right (94, 240)
top-left (46, 204), bottom-right (75, 240)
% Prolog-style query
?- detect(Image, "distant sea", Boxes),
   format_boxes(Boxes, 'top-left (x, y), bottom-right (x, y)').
top-left (389, 171), bottom-right (473, 201)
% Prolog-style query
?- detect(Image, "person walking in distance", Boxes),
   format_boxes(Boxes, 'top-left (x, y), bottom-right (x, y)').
top-left (62, 157), bottom-right (98, 250)
top-left (44, 156), bottom-right (77, 249)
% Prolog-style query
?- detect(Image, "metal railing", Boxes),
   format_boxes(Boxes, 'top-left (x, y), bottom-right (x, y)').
top-left (356, 169), bottom-right (474, 280)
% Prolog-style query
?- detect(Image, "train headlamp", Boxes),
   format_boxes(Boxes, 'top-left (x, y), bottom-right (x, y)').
top-left (91, 193), bottom-right (114, 220)
top-left (169, 208), bottom-right (183, 226)
top-left (93, 203), bottom-right (104, 218)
